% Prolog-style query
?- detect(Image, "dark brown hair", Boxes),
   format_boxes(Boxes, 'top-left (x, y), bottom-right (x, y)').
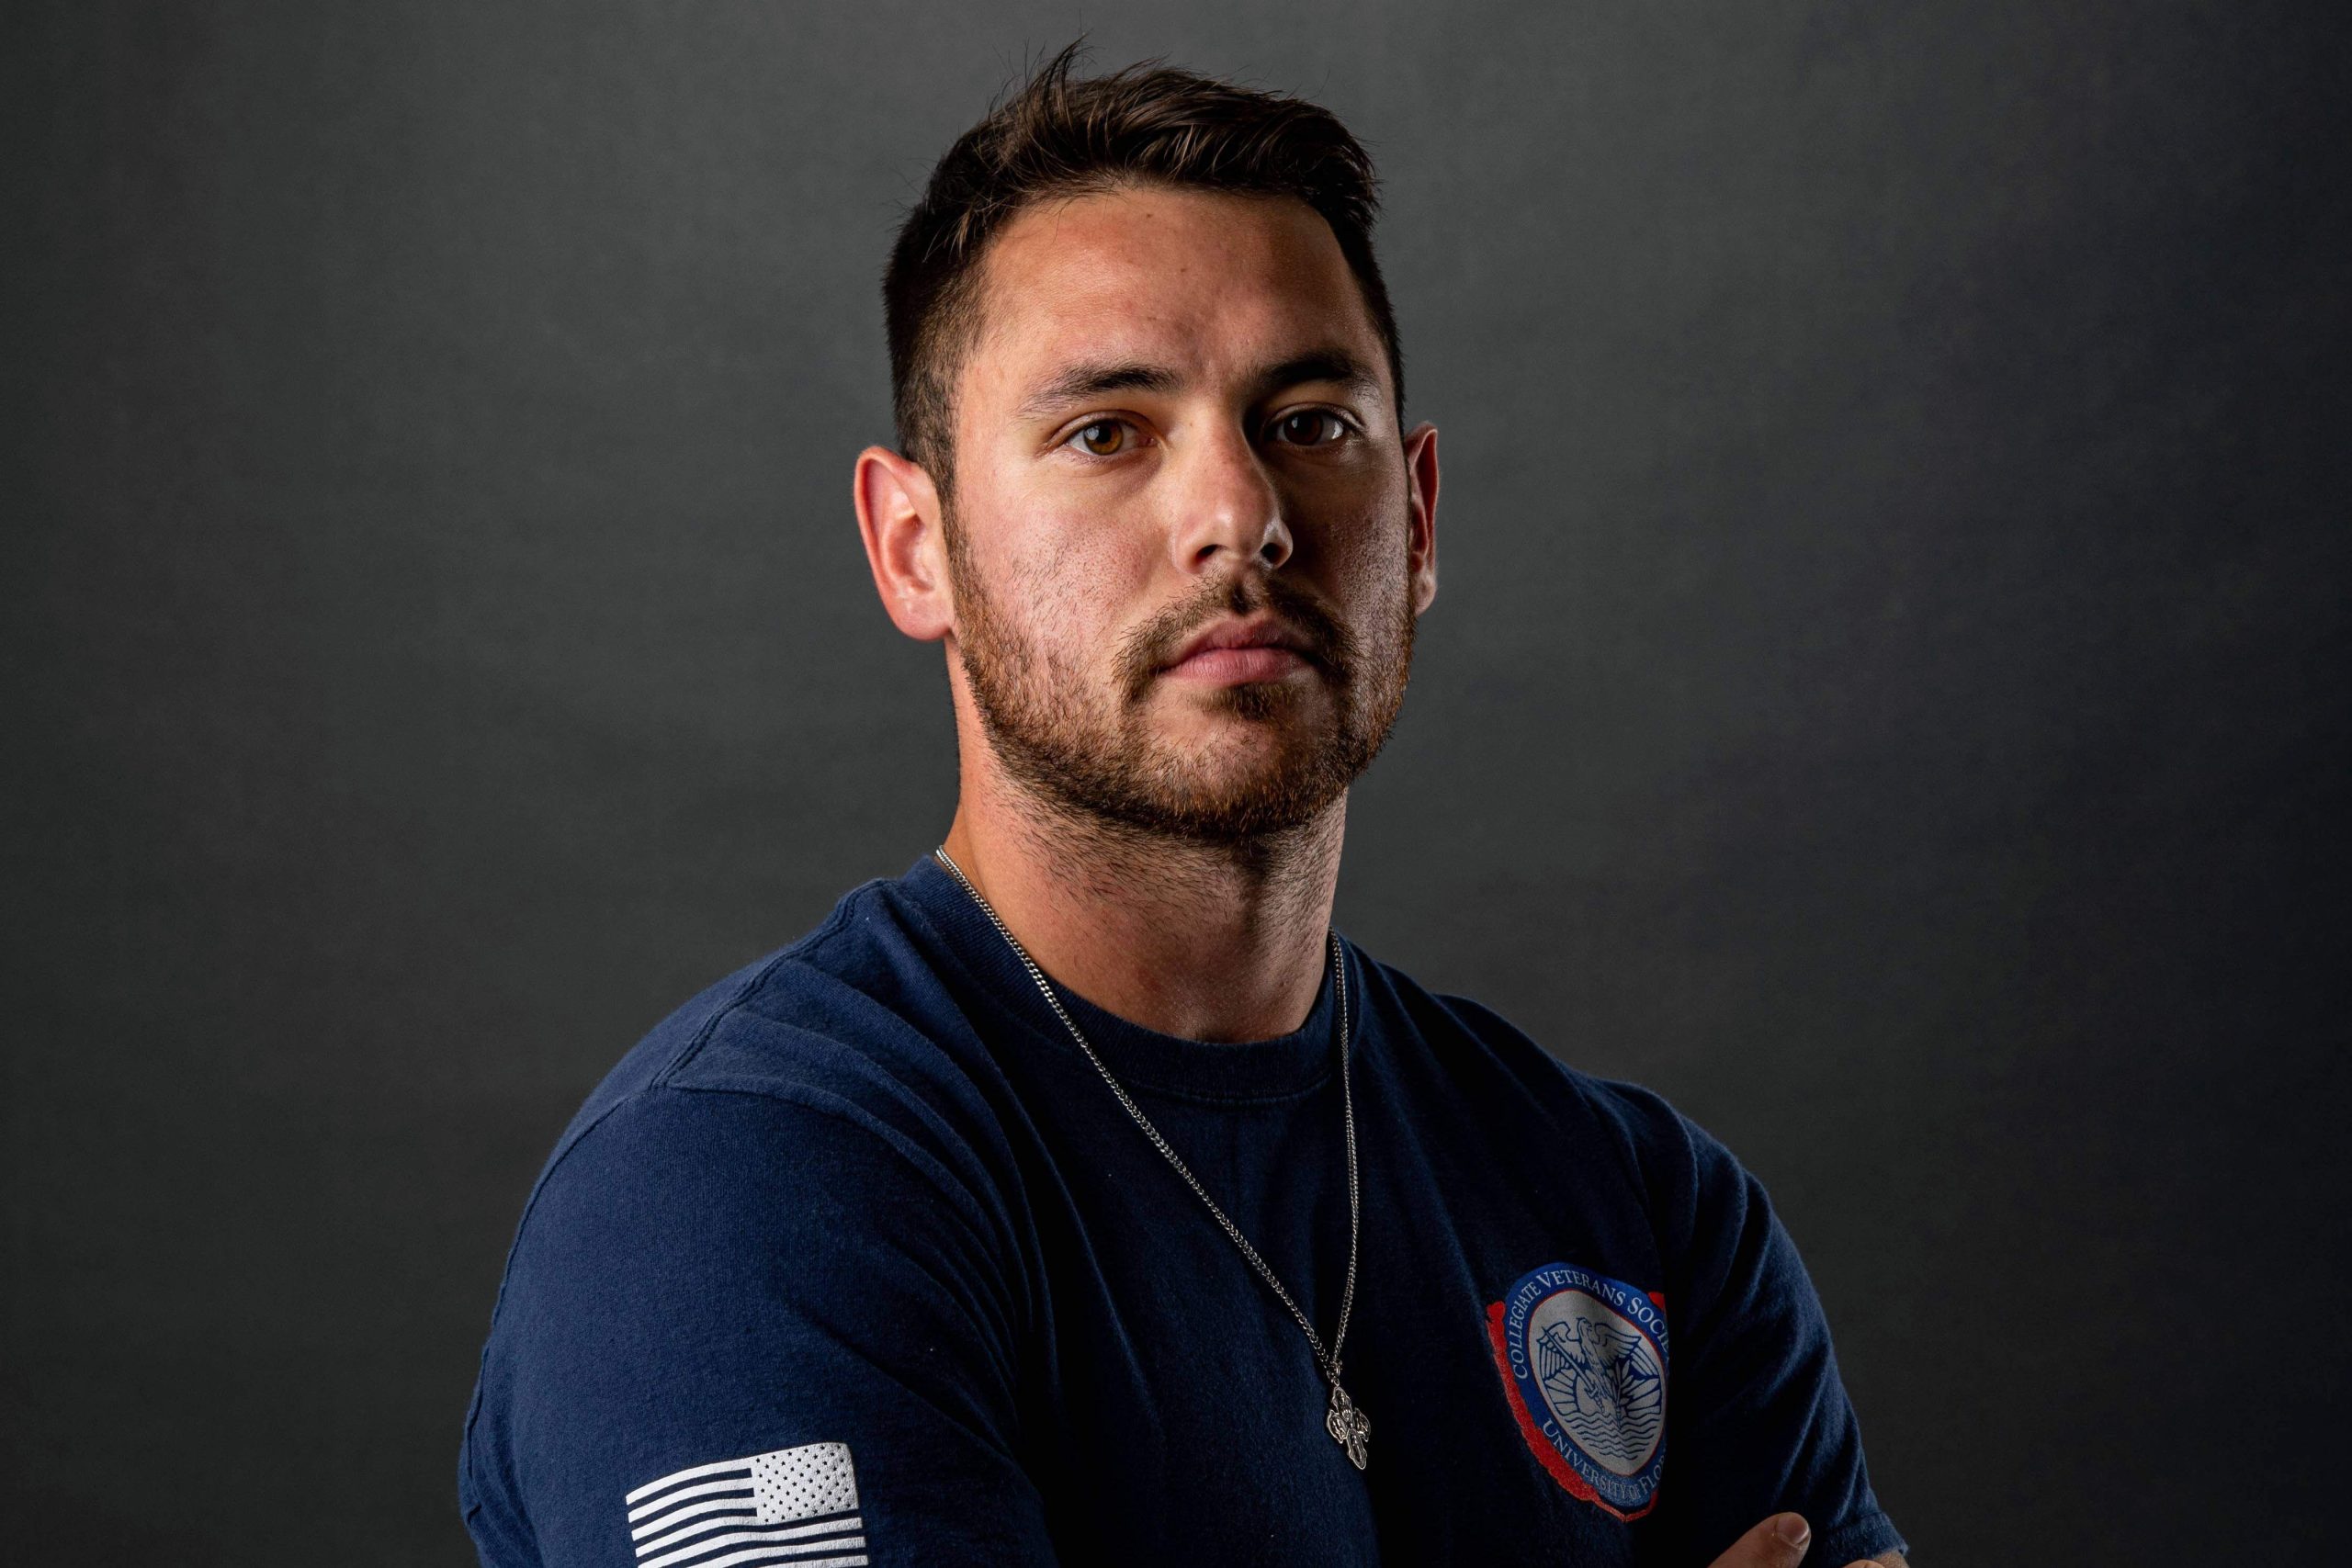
top-left (883, 44), bottom-right (1404, 496)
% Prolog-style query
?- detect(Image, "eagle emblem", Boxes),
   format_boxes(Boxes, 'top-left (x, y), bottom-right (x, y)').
top-left (1486, 1262), bottom-right (1669, 1518)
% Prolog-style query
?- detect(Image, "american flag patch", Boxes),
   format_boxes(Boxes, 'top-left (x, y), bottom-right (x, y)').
top-left (623, 1441), bottom-right (866, 1568)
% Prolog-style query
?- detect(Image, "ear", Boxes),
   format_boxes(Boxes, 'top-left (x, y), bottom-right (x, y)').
top-left (1402, 421), bottom-right (1440, 615)
top-left (854, 445), bottom-right (955, 642)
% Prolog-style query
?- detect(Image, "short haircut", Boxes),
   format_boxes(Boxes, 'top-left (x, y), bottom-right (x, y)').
top-left (882, 44), bottom-right (1404, 498)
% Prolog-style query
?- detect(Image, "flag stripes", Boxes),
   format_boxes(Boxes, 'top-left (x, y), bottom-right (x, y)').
top-left (624, 1443), bottom-right (865, 1568)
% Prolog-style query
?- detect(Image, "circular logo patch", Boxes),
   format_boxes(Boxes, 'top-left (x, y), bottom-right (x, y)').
top-left (1487, 1261), bottom-right (1668, 1517)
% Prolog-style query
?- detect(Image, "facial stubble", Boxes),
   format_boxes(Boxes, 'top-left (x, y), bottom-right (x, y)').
top-left (944, 502), bottom-right (1417, 843)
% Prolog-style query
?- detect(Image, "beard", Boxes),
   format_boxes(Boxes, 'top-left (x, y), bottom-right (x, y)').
top-left (944, 508), bottom-right (1417, 843)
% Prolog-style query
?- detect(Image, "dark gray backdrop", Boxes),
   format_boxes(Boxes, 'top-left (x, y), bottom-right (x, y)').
top-left (7, 2), bottom-right (2346, 1562)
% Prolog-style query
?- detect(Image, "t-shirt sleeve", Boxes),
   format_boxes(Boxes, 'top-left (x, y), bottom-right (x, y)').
top-left (460, 1083), bottom-right (1057, 1568)
top-left (1598, 1079), bottom-right (1908, 1568)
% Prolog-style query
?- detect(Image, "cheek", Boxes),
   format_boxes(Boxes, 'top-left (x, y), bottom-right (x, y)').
top-left (1028, 525), bottom-right (1148, 646)
top-left (1314, 487), bottom-right (1413, 599)
top-left (1289, 448), bottom-right (1399, 541)
top-left (972, 490), bottom-right (1155, 660)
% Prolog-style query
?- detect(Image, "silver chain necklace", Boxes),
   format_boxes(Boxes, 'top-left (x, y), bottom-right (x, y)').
top-left (931, 845), bottom-right (1372, 1470)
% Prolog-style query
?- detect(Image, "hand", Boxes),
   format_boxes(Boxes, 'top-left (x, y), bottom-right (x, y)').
top-left (1703, 1512), bottom-right (1902, 1568)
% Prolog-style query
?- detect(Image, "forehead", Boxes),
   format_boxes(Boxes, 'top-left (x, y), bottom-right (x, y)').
top-left (960, 184), bottom-right (1387, 411)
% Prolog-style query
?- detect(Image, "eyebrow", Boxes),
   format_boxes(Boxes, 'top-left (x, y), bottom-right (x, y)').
top-left (1015, 347), bottom-right (1385, 423)
top-left (1253, 350), bottom-right (1383, 405)
top-left (1017, 361), bottom-right (1182, 421)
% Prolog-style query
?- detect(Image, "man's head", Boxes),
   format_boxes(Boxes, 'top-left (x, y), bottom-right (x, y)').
top-left (854, 49), bottom-right (1439, 844)
top-left (883, 45), bottom-right (1405, 501)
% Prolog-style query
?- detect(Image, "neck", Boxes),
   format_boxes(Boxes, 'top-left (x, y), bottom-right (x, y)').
top-left (938, 780), bottom-right (1344, 1043)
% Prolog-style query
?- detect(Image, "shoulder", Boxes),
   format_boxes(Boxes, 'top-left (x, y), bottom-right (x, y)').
top-left (462, 1027), bottom-right (1038, 1567)
top-left (532, 875), bottom-right (1019, 1210)
top-left (462, 883), bottom-right (1037, 1452)
top-left (1354, 951), bottom-right (1736, 1197)
top-left (475, 879), bottom-right (1036, 1381)
top-left (1369, 964), bottom-right (1841, 1382)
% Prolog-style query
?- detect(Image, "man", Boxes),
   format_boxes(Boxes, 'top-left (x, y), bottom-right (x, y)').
top-left (459, 50), bottom-right (1910, 1568)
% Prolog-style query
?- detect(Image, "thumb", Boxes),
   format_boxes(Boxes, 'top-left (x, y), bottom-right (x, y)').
top-left (1703, 1512), bottom-right (1813, 1568)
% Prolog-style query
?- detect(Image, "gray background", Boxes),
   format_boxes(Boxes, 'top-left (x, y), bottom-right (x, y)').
top-left (7, 2), bottom-right (2346, 1562)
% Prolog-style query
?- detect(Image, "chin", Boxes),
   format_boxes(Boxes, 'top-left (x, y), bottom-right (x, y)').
top-left (1162, 674), bottom-right (1331, 728)
top-left (1156, 750), bottom-right (1348, 820)
top-left (1153, 716), bottom-right (1329, 773)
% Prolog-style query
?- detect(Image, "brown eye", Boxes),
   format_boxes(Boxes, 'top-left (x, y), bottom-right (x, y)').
top-left (1273, 410), bottom-right (1344, 446)
top-left (1075, 420), bottom-right (1130, 457)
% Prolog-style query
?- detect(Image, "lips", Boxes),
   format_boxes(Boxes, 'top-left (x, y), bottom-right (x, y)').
top-left (1164, 643), bottom-right (1311, 683)
top-left (1160, 614), bottom-right (1317, 672)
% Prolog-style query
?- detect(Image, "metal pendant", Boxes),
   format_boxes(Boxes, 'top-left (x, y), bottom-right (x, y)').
top-left (1326, 1381), bottom-right (1371, 1470)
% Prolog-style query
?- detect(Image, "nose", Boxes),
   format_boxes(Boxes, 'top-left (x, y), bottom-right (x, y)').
top-left (1170, 421), bottom-right (1292, 574)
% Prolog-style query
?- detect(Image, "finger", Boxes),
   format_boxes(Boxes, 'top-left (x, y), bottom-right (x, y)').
top-left (1702, 1512), bottom-right (1813, 1568)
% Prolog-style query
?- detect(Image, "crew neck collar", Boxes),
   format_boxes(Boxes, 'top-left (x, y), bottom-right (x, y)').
top-left (887, 851), bottom-right (1360, 1104)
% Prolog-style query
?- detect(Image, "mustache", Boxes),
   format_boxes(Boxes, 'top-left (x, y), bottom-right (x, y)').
top-left (1119, 573), bottom-right (1357, 698)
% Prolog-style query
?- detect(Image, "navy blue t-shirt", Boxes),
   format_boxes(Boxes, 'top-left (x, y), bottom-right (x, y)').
top-left (459, 854), bottom-right (1905, 1566)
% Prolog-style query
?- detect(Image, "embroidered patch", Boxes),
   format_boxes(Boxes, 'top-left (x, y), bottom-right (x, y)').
top-left (623, 1441), bottom-right (867, 1567)
top-left (1486, 1262), bottom-right (1668, 1520)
